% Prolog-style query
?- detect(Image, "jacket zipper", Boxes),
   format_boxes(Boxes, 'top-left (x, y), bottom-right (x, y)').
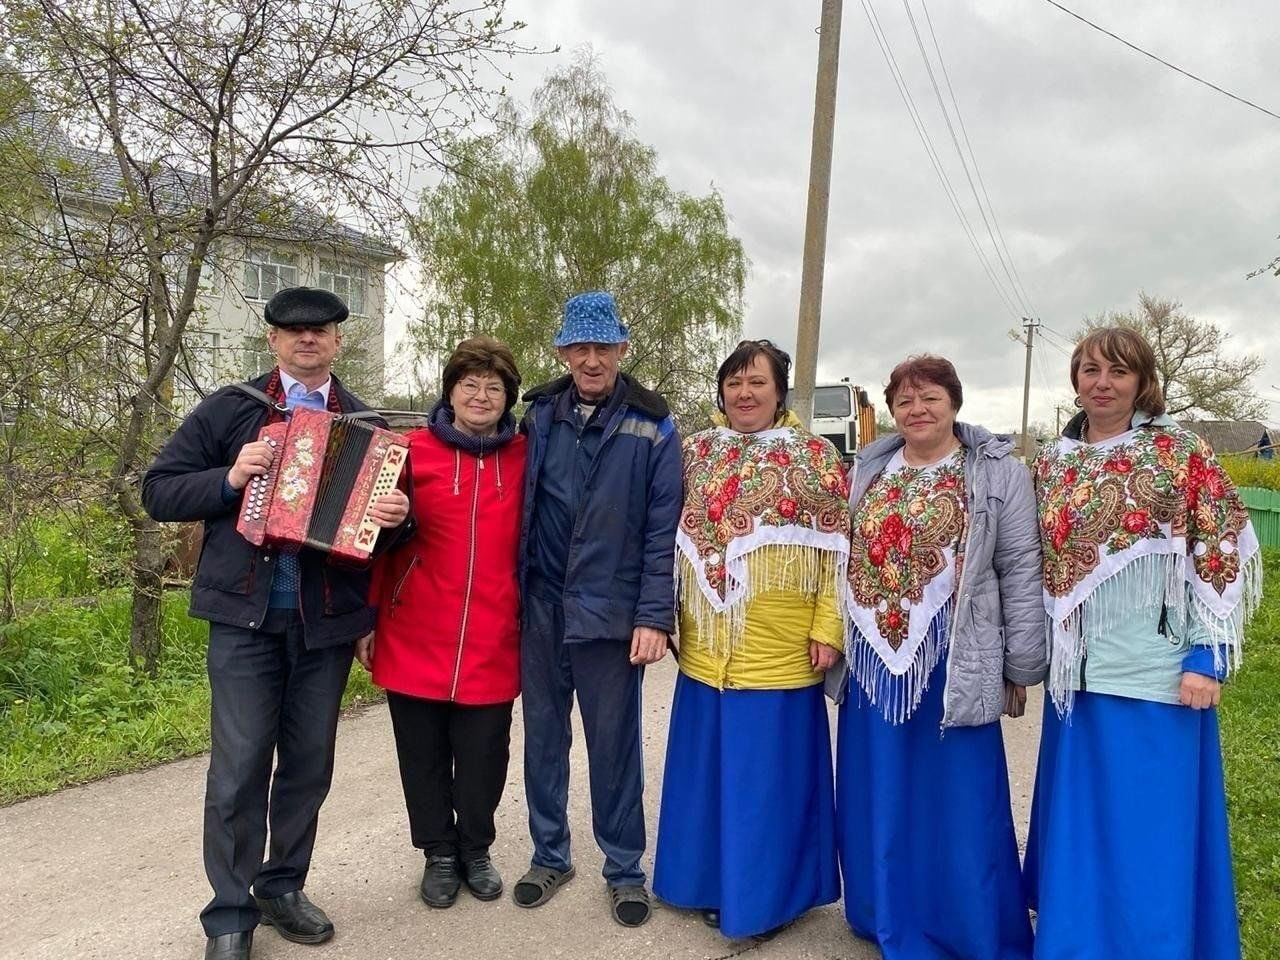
top-left (940, 444), bottom-right (979, 730)
top-left (389, 555), bottom-right (420, 616)
top-left (566, 405), bottom-right (628, 562)
top-left (449, 455), bottom-right (483, 701)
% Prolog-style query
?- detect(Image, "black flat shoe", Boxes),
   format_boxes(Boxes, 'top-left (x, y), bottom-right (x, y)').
top-left (462, 856), bottom-right (503, 901)
top-left (701, 909), bottom-right (720, 929)
top-left (752, 920), bottom-right (794, 943)
top-left (205, 931), bottom-right (252, 960)
top-left (420, 855), bottom-right (462, 908)
top-left (253, 890), bottom-right (334, 945)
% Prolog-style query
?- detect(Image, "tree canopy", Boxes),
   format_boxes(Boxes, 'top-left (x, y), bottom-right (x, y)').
top-left (411, 57), bottom-right (748, 425)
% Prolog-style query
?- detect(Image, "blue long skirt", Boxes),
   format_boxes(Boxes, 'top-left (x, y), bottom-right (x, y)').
top-left (1024, 691), bottom-right (1241, 960)
top-left (836, 660), bottom-right (1033, 960)
top-left (652, 673), bottom-right (840, 938)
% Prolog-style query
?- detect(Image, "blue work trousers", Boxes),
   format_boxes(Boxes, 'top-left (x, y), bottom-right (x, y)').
top-left (520, 593), bottom-right (647, 887)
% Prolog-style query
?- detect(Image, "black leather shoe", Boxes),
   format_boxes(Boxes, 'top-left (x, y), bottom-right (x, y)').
top-left (701, 909), bottom-right (720, 929)
top-left (205, 931), bottom-right (252, 960)
top-left (420, 855), bottom-right (462, 908)
top-left (253, 890), bottom-right (334, 945)
top-left (462, 856), bottom-right (504, 901)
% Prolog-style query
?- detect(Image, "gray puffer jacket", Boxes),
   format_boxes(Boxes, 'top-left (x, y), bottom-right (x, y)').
top-left (826, 421), bottom-right (1047, 727)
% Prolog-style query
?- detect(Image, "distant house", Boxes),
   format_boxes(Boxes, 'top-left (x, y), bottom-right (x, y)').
top-left (1179, 420), bottom-right (1277, 459)
top-left (13, 108), bottom-right (400, 412)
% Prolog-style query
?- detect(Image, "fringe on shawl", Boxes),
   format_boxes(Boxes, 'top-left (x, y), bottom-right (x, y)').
top-left (847, 604), bottom-right (951, 725)
top-left (1191, 547), bottom-right (1263, 677)
top-left (1047, 549), bottom-right (1262, 719)
top-left (675, 543), bottom-right (847, 659)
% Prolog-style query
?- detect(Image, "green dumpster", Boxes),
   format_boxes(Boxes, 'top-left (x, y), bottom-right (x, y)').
top-left (1240, 486), bottom-right (1280, 549)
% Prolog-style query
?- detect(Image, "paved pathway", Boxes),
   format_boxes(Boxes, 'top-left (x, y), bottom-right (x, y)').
top-left (0, 662), bottom-right (1042, 960)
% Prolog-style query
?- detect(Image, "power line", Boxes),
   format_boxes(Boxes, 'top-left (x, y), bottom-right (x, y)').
top-left (1040, 0), bottom-right (1280, 123)
top-left (1038, 323), bottom-right (1077, 355)
top-left (859, 0), bottom-right (1023, 321)
top-left (902, 0), bottom-right (1037, 318)
top-left (919, 0), bottom-right (1039, 317)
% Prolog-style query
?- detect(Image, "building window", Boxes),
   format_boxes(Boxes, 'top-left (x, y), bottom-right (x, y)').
top-left (242, 334), bottom-right (273, 379)
top-left (172, 330), bottom-right (222, 412)
top-left (318, 259), bottom-right (367, 316)
top-left (243, 249), bottom-right (299, 302)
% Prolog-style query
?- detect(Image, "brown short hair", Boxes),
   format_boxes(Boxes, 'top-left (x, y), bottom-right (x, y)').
top-left (442, 336), bottom-right (522, 413)
top-left (716, 339), bottom-right (791, 414)
top-left (884, 355), bottom-right (963, 411)
top-left (1070, 327), bottom-right (1165, 416)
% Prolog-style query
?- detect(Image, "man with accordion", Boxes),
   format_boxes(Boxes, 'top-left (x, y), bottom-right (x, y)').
top-left (143, 287), bottom-right (410, 960)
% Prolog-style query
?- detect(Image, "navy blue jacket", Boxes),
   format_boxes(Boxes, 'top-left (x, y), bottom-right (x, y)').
top-left (142, 372), bottom-right (387, 649)
top-left (519, 373), bottom-right (682, 642)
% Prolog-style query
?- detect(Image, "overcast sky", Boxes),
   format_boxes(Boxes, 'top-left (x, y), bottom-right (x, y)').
top-left (389, 0), bottom-right (1280, 431)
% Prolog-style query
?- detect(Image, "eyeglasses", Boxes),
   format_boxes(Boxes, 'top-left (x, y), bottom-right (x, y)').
top-left (457, 380), bottom-right (507, 400)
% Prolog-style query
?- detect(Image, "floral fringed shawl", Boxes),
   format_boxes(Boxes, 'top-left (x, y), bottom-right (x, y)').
top-left (1034, 420), bottom-right (1261, 716)
top-left (845, 448), bottom-right (968, 722)
top-left (674, 412), bottom-right (851, 656)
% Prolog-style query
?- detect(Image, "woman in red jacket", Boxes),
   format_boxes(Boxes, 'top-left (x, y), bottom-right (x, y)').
top-left (359, 336), bottom-right (526, 909)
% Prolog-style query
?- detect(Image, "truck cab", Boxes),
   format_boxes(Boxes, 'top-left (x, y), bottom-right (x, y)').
top-left (788, 379), bottom-right (876, 462)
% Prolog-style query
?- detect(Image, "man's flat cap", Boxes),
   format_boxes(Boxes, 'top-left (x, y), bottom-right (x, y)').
top-left (264, 287), bottom-right (349, 327)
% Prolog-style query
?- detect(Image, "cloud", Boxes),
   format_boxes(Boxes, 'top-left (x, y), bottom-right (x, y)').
top-left (409, 0), bottom-right (1280, 429)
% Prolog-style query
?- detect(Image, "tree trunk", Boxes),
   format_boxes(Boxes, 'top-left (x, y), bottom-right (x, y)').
top-left (128, 514), bottom-right (165, 677)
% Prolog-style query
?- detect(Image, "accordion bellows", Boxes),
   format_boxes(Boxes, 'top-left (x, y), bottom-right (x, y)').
top-left (237, 407), bottom-right (409, 562)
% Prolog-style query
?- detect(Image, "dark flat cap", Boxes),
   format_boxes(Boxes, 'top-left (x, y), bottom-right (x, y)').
top-left (264, 287), bottom-right (349, 327)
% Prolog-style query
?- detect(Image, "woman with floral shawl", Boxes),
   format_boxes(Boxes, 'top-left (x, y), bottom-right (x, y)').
top-left (831, 354), bottom-right (1043, 960)
top-left (652, 340), bottom-right (849, 942)
top-left (1025, 327), bottom-right (1260, 960)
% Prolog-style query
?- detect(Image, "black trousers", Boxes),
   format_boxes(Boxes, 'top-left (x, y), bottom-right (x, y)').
top-left (386, 692), bottom-right (514, 862)
top-left (201, 609), bottom-right (353, 937)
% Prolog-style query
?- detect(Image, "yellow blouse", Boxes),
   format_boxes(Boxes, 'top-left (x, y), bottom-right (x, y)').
top-left (677, 545), bottom-right (844, 691)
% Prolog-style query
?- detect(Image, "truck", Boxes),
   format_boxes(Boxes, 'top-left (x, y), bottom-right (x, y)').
top-left (788, 378), bottom-right (877, 462)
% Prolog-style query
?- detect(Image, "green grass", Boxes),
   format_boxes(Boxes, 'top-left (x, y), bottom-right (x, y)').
top-left (0, 590), bottom-right (379, 805)
top-left (1221, 546), bottom-right (1280, 960)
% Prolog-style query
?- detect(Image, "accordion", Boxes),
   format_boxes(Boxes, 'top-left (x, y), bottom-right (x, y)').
top-left (236, 407), bottom-right (409, 563)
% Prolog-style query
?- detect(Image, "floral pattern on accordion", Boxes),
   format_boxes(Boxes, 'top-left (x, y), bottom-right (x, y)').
top-left (844, 448), bottom-right (968, 722)
top-left (675, 419), bottom-right (851, 654)
top-left (1033, 424), bottom-right (1262, 715)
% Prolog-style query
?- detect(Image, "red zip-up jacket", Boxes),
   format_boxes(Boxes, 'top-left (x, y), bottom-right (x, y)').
top-left (370, 427), bottom-right (526, 704)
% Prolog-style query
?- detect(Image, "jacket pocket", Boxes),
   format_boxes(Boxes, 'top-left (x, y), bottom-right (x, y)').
top-left (194, 526), bottom-right (253, 594)
top-left (389, 555), bottom-right (420, 615)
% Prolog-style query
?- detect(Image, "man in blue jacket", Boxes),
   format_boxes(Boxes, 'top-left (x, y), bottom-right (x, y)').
top-left (512, 291), bottom-right (682, 927)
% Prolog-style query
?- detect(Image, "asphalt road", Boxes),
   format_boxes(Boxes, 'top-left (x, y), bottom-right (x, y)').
top-left (0, 661), bottom-right (1042, 960)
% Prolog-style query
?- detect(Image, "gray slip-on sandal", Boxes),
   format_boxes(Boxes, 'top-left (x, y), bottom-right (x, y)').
top-left (512, 865), bottom-right (576, 908)
top-left (609, 884), bottom-right (652, 927)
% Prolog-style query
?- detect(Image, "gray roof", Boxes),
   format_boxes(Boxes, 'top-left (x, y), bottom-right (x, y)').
top-left (1179, 420), bottom-right (1275, 456)
top-left (5, 101), bottom-right (399, 260)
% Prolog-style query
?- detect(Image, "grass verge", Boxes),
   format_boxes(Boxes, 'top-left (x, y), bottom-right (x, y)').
top-left (0, 590), bottom-right (379, 805)
top-left (1221, 546), bottom-right (1280, 960)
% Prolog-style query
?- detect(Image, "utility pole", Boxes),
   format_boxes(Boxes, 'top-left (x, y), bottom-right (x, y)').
top-left (1019, 316), bottom-right (1040, 461)
top-left (792, 0), bottom-right (844, 430)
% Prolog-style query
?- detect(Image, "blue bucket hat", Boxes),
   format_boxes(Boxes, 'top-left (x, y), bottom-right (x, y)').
top-left (553, 291), bottom-right (629, 347)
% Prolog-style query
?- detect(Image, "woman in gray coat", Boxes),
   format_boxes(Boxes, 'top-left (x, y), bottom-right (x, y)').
top-left (832, 354), bottom-right (1045, 960)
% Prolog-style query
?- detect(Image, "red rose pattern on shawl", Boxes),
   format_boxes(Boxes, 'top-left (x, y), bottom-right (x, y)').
top-left (681, 429), bottom-right (850, 598)
top-left (1033, 428), bottom-right (1252, 598)
top-left (848, 450), bottom-right (967, 650)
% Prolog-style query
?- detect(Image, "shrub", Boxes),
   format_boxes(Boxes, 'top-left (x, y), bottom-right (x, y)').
top-left (1223, 455), bottom-right (1280, 493)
